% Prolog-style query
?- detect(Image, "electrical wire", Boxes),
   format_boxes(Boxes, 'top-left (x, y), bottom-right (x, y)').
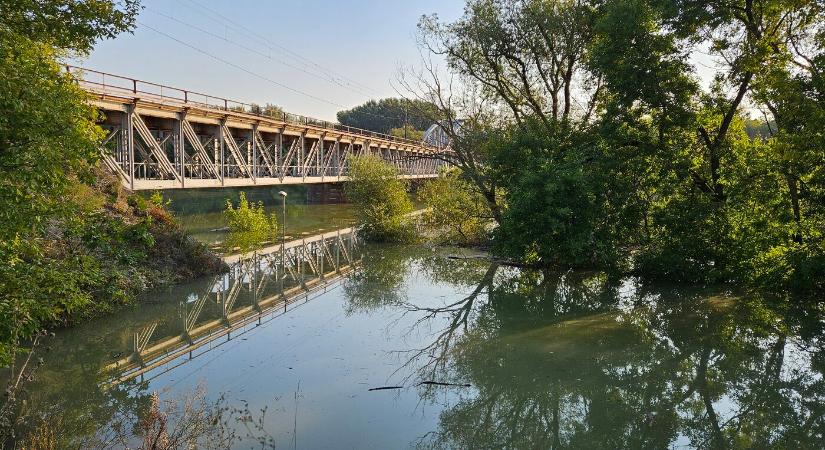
top-left (137, 21), bottom-right (411, 123)
top-left (138, 20), bottom-right (352, 110)
top-left (145, 7), bottom-right (377, 98)
top-left (180, 0), bottom-right (381, 96)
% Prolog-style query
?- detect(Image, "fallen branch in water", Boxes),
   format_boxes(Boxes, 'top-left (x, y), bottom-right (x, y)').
top-left (368, 386), bottom-right (404, 391)
top-left (417, 381), bottom-right (472, 388)
top-left (445, 254), bottom-right (535, 269)
top-left (446, 254), bottom-right (488, 260)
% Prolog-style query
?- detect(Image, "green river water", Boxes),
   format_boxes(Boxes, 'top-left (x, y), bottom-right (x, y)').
top-left (17, 189), bottom-right (825, 448)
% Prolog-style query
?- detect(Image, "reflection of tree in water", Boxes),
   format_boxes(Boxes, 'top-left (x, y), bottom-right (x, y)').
top-left (404, 260), bottom-right (624, 388)
top-left (403, 259), bottom-right (825, 449)
top-left (343, 245), bottom-right (422, 312)
top-left (17, 340), bottom-right (152, 444)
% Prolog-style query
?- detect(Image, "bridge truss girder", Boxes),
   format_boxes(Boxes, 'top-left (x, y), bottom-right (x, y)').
top-left (96, 108), bottom-right (443, 190)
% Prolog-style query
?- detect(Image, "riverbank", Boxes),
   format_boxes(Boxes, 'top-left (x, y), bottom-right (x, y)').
top-left (1, 171), bottom-right (227, 356)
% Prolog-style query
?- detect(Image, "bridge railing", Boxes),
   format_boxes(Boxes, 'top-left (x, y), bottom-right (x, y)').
top-left (67, 66), bottom-right (435, 149)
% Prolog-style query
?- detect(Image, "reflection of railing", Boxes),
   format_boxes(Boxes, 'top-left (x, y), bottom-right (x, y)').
top-left (104, 228), bottom-right (360, 385)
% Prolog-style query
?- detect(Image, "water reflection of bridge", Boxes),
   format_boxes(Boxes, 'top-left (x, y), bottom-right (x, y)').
top-left (105, 228), bottom-right (359, 385)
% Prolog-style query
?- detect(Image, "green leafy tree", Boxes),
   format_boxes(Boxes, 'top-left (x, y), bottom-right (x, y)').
top-left (490, 120), bottom-right (644, 270)
top-left (418, 168), bottom-right (490, 245)
top-left (223, 192), bottom-right (279, 253)
top-left (337, 98), bottom-right (441, 135)
top-left (345, 155), bottom-right (413, 242)
top-left (0, 0), bottom-right (138, 54)
top-left (587, 0), bottom-right (825, 288)
top-left (388, 126), bottom-right (424, 141)
top-left (414, 0), bottom-right (825, 293)
top-left (0, 0), bottom-right (140, 364)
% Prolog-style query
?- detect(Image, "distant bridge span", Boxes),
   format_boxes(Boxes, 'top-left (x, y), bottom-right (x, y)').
top-left (72, 67), bottom-right (445, 190)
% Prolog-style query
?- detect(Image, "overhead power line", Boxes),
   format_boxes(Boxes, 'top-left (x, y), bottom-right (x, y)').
top-left (136, 21), bottom-right (408, 123)
top-left (146, 7), bottom-right (377, 98)
top-left (180, 0), bottom-right (381, 96)
top-left (138, 21), bottom-right (349, 109)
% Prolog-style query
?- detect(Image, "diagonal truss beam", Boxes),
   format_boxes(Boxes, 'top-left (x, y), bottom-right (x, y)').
top-left (182, 120), bottom-right (220, 179)
top-left (132, 112), bottom-right (180, 181)
top-left (221, 124), bottom-right (252, 179)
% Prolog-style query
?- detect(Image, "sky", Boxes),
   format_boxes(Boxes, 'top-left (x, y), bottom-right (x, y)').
top-left (78, 0), bottom-right (465, 121)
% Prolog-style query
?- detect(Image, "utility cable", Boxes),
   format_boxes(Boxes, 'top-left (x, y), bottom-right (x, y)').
top-left (137, 21), bottom-right (412, 124)
top-left (146, 7), bottom-right (377, 98)
top-left (180, 0), bottom-right (381, 96)
top-left (139, 20), bottom-right (351, 110)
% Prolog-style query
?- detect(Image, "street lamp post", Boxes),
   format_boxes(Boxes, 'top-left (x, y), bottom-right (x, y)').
top-left (278, 191), bottom-right (287, 305)
top-left (278, 191), bottom-right (288, 245)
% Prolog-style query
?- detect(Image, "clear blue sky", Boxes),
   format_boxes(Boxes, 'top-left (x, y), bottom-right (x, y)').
top-left (78, 0), bottom-right (464, 121)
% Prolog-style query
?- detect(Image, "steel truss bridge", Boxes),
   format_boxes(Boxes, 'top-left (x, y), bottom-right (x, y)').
top-left (104, 227), bottom-right (360, 385)
top-left (72, 67), bottom-right (445, 190)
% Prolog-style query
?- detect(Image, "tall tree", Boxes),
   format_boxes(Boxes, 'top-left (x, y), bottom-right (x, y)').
top-left (336, 98), bottom-right (441, 136)
top-left (0, 0), bottom-right (139, 363)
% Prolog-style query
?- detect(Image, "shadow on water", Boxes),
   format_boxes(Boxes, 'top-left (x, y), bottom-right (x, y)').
top-left (17, 236), bottom-right (825, 448)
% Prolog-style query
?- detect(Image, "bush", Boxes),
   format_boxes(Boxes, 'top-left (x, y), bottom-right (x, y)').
top-left (223, 192), bottom-right (279, 253)
top-left (490, 122), bottom-right (642, 270)
top-left (418, 168), bottom-right (490, 245)
top-left (345, 155), bottom-right (414, 242)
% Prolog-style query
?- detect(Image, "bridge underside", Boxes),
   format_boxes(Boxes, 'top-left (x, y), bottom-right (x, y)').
top-left (89, 87), bottom-right (443, 190)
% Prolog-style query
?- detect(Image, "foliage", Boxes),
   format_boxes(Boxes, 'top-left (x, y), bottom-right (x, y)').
top-left (337, 98), bottom-right (441, 135)
top-left (223, 192), bottom-right (279, 253)
top-left (389, 126), bottom-right (424, 141)
top-left (418, 168), bottom-right (490, 245)
top-left (0, 0), bottom-right (139, 54)
top-left (491, 121), bottom-right (643, 270)
top-left (413, 0), bottom-right (825, 293)
top-left (0, 28), bottom-right (103, 242)
top-left (345, 155), bottom-right (414, 242)
top-left (0, 2), bottom-right (137, 365)
top-left (418, 0), bottom-right (596, 125)
top-left (248, 102), bottom-right (283, 117)
top-left (0, 0), bottom-right (227, 367)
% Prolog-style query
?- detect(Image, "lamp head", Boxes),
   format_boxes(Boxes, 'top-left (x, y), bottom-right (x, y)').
top-left (278, 191), bottom-right (288, 197)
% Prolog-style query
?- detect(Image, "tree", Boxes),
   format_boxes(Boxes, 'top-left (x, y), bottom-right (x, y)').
top-left (345, 155), bottom-right (413, 242)
top-left (418, 0), bottom-right (597, 127)
top-left (588, 0), bottom-right (825, 287)
top-left (0, 0), bottom-right (138, 54)
top-left (409, 0), bottom-right (825, 292)
top-left (418, 168), bottom-right (490, 245)
top-left (223, 192), bottom-right (279, 254)
top-left (336, 98), bottom-right (441, 136)
top-left (0, 0), bottom-right (140, 364)
top-left (490, 120), bottom-right (643, 270)
top-left (388, 126), bottom-right (424, 141)
top-left (404, 0), bottom-right (600, 227)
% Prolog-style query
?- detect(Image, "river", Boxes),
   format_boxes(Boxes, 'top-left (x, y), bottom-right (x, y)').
top-left (18, 195), bottom-right (825, 448)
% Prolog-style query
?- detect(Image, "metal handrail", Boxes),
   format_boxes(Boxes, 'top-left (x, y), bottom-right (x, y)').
top-left (66, 65), bottom-right (434, 149)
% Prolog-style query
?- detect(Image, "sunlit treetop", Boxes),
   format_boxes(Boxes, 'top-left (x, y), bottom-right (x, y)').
top-left (0, 0), bottom-right (140, 54)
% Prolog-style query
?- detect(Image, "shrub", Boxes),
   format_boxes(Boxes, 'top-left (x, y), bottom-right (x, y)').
top-left (345, 155), bottom-right (414, 242)
top-left (418, 168), bottom-right (490, 245)
top-left (223, 192), bottom-right (279, 253)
